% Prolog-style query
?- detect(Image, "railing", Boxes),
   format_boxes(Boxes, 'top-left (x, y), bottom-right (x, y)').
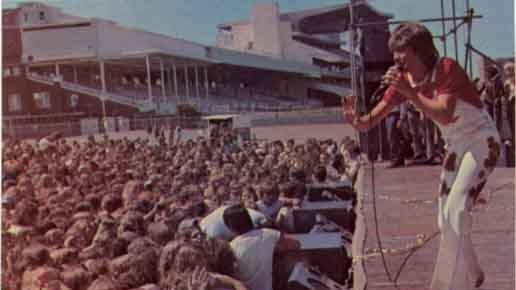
top-left (27, 73), bottom-right (155, 112)
top-left (26, 72), bottom-right (323, 115)
top-left (3, 121), bottom-right (81, 140)
top-left (251, 106), bottom-right (344, 126)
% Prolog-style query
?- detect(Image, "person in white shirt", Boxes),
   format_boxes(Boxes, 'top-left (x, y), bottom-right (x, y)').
top-left (199, 204), bottom-right (268, 241)
top-left (229, 206), bottom-right (300, 290)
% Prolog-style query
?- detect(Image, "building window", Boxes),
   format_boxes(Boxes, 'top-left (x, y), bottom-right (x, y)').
top-left (12, 66), bottom-right (21, 76)
top-left (8, 94), bottom-right (22, 112)
top-left (3, 67), bottom-right (11, 78)
top-left (33, 92), bottom-right (51, 109)
top-left (39, 11), bottom-right (46, 21)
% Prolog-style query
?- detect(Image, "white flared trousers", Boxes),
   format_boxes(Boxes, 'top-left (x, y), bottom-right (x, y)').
top-left (430, 130), bottom-right (500, 290)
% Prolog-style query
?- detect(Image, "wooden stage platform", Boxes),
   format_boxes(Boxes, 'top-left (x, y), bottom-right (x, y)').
top-left (353, 164), bottom-right (515, 290)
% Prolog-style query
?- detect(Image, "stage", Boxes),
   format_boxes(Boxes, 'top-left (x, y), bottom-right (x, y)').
top-left (354, 164), bottom-right (515, 290)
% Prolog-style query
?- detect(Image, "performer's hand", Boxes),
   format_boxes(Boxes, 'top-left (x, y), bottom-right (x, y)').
top-left (342, 96), bottom-right (368, 131)
top-left (382, 65), bottom-right (403, 86)
top-left (390, 77), bottom-right (417, 100)
top-left (384, 66), bottom-right (417, 100)
top-left (342, 95), bottom-right (358, 127)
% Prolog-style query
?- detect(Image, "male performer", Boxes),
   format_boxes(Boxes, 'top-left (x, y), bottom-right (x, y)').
top-left (343, 22), bottom-right (500, 289)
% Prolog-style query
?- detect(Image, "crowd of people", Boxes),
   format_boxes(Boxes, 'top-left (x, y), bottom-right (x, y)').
top-left (2, 124), bottom-right (361, 290)
top-left (382, 61), bottom-right (515, 168)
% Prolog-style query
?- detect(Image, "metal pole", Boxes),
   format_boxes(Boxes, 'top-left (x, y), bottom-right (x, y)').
top-left (55, 63), bottom-right (60, 77)
top-left (195, 65), bottom-right (200, 98)
top-left (465, 0), bottom-right (473, 76)
top-left (167, 68), bottom-right (172, 99)
top-left (451, 0), bottom-right (460, 61)
top-left (349, 0), bottom-right (356, 97)
top-left (440, 0), bottom-right (448, 57)
top-left (184, 64), bottom-right (190, 100)
top-left (204, 67), bottom-right (209, 97)
top-left (467, 43), bottom-right (502, 69)
top-left (173, 63), bottom-right (178, 99)
top-left (349, 0), bottom-right (367, 155)
top-left (146, 55), bottom-right (152, 102)
top-left (99, 60), bottom-right (107, 124)
top-left (354, 15), bottom-right (482, 28)
top-left (159, 58), bottom-right (166, 113)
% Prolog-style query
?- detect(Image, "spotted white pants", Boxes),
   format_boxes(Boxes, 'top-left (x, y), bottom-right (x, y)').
top-left (430, 130), bottom-right (501, 290)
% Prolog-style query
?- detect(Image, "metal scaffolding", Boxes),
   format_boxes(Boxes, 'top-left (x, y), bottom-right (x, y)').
top-left (349, 0), bottom-right (479, 96)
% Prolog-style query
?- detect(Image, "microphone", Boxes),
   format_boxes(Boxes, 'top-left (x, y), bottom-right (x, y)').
top-left (341, 64), bottom-right (403, 106)
top-left (379, 64), bottom-right (403, 90)
top-left (371, 64), bottom-right (404, 104)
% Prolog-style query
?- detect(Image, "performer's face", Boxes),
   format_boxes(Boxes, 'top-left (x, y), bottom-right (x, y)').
top-left (393, 47), bottom-right (424, 75)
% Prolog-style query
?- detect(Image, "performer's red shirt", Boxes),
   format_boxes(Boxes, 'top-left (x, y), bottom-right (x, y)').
top-left (382, 57), bottom-right (483, 109)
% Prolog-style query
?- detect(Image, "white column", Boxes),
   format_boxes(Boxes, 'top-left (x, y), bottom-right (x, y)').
top-left (146, 55), bottom-right (152, 102)
top-left (99, 60), bottom-right (107, 119)
top-left (173, 64), bottom-right (178, 99)
top-left (195, 65), bottom-right (200, 98)
top-left (184, 64), bottom-right (190, 99)
top-left (167, 68), bottom-right (172, 100)
top-left (160, 58), bottom-right (166, 97)
top-left (204, 67), bottom-right (209, 97)
top-left (55, 63), bottom-right (60, 77)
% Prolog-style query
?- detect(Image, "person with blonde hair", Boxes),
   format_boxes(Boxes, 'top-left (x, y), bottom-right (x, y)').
top-left (343, 22), bottom-right (500, 289)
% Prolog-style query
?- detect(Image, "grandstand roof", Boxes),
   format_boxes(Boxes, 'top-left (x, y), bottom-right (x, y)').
top-left (218, 2), bottom-right (393, 31)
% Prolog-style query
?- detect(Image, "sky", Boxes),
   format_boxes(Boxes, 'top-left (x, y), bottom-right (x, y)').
top-left (3, 0), bottom-right (515, 69)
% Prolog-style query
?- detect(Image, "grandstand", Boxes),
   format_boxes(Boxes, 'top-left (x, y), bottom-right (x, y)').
top-left (3, 1), bottom-right (392, 122)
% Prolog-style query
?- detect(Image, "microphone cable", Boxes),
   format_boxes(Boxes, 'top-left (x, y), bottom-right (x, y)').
top-left (367, 83), bottom-right (398, 289)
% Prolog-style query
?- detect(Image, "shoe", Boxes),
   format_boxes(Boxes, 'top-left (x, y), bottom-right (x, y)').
top-left (422, 155), bottom-right (440, 165)
top-left (410, 155), bottom-right (428, 166)
top-left (475, 271), bottom-right (485, 288)
top-left (412, 153), bottom-right (426, 161)
top-left (386, 159), bottom-right (405, 168)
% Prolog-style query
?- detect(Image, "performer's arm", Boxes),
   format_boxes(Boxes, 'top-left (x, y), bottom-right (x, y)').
top-left (389, 77), bottom-right (458, 125)
top-left (343, 99), bottom-right (396, 132)
top-left (409, 93), bottom-right (457, 125)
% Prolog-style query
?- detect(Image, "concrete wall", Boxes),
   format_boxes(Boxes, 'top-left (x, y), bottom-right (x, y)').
top-left (216, 3), bottom-right (348, 66)
top-left (227, 23), bottom-right (254, 52)
top-left (251, 3), bottom-right (282, 57)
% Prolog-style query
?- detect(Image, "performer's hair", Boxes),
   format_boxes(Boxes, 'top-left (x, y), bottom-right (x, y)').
top-left (388, 22), bottom-right (439, 71)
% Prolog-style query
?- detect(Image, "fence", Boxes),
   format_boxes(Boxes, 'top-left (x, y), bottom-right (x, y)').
top-left (2, 115), bottom-right (209, 141)
top-left (3, 121), bottom-right (81, 140)
top-left (2, 105), bottom-right (346, 141)
top-left (251, 107), bottom-right (344, 126)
